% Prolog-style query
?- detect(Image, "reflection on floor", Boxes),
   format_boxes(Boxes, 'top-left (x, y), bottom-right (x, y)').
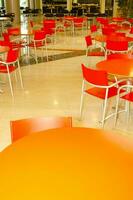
top-left (0, 30), bottom-right (133, 151)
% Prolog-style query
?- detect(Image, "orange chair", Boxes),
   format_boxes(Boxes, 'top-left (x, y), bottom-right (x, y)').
top-left (80, 64), bottom-right (126, 127)
top-left (10, 116), bottom-right (72, 142)
top-left (0, 48), bottom-right (24, 97)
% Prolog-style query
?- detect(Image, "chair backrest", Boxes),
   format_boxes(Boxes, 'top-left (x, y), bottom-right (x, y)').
top-left (102, 27), bottom-right (115, 35)
top-left (96, 17), bottom-right (109, 26)
top-left (73, 17), bottom-right (84, 24)
top-left (85, 35), bottom-right (92, 47)
top-left (2, 32), bottom-right (10, 42)
top-left (90, 25), bottom-right (97, 33)
top-left (7, 27), bottom-right (20, 35)
top-left (30, 20), bottom-right (34, 28)
top-left (130, 27), bottom-right (133, 34)
top-left (106, 39), bottom-right (128, 51)
top-left (43, 20), bottom-right (56, 29)
top-left (10, 116), bottom-right (72, 142)
top-left (81, 64), bottom-right (108, 86)
top-left (6, 48), bottom-right (20, 63)
top-left (121, 21), bottom-right (131, 29)
top-left (34, 30), bottom-right (46, 40)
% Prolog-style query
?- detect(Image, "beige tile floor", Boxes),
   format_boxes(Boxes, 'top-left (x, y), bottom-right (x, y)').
top-left (0, 28), bottom-right (133, 151)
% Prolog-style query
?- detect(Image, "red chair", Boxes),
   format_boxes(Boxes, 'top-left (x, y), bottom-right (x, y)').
top-left (42, 20), bottom-right (56, 43)
top-left (10, 116), bottom-right (72, 142)
top-left (2, 32), bottom-right (26, 52)
top-left (107, 53), bottom-right (133, 60)
top-left (80, 64), bottom-right (126, 127)
top-left (90, 25), bottom-right (98, 39)
top-left (96, 17), bottom-right (109, 28)
top-left (85, 35), bottom-right (105, 57)
top-left (102, 26), bottom-right (116, 36)
top-left (130, 27), bottom-right (133, 34)
top-left (73, 17), bottom-right (84, 35)
top-left (105, 37), bottom-right (128, 58)
top-left (90, 25), bottom-right (97, 33)
top-left (29, 30), bottom-right (48, 63)
top-left (114, 84), bottom-right (133, 127)
top-left (121, 21), bottom-right (131, 30)
top-left (63, 16), bottom-right (74, 34)
top-left (0, 48), bottom-right (24, 97)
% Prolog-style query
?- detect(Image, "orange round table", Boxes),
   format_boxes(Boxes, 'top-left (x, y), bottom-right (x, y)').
top-left (96, 58), bottom-right (133, 77)
top-left (0, 127), bottom-right (133, 200)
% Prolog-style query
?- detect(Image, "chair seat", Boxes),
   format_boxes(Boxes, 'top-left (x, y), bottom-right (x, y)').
top-left (29, 41), bottom-right (44, 48)
top-left (85, 87), bottom-right (124, 99)
top-left (107, 53), bottom-right (133, 60)
top-left (11, 42), bottom-right (24, 49)
top-left (87, 52), bottom-right (105, 56)
top-left (74, 24), bottom-right (83, 27)
top-left (0, 64), bottom-right (16, 73)
top-left (108, 78), bottom-right (130, 87)
top-left (121, 92), bottom-right (133, 102)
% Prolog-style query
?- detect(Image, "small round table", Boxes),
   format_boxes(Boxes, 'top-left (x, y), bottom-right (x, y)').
top-left (0, 127), bottom-right (133, 200)
top-left (96, 58), bottom-right (133, 77)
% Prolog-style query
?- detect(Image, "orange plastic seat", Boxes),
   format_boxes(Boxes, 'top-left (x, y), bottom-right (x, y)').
top-left (10, 116), bottom-right (72, 142)
top-left (80, 64), bottom-right (125, 127)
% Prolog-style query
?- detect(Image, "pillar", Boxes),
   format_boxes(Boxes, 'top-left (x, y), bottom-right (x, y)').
top-left (35, 0), bottom-right (42, 10)
top-left (100, 0), bottom-right (105, 14)
top-left (29, 0), bottom-right (34, 10)
top-left (113, 0), bottom-right (118, 17)
top-left (5, 0), bottom-right (20, 24)
top-left (67, 0), bottom-right (72, 12)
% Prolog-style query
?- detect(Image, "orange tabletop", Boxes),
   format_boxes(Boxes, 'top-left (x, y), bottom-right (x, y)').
top-left (0, 46), bottom-right (9, 54)
top-left (95, 34), bottom-right (133, 43)
top-left (97, 58), bottom-right (133, 77)
top-left (0, 127), bottom-right (133, 200)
